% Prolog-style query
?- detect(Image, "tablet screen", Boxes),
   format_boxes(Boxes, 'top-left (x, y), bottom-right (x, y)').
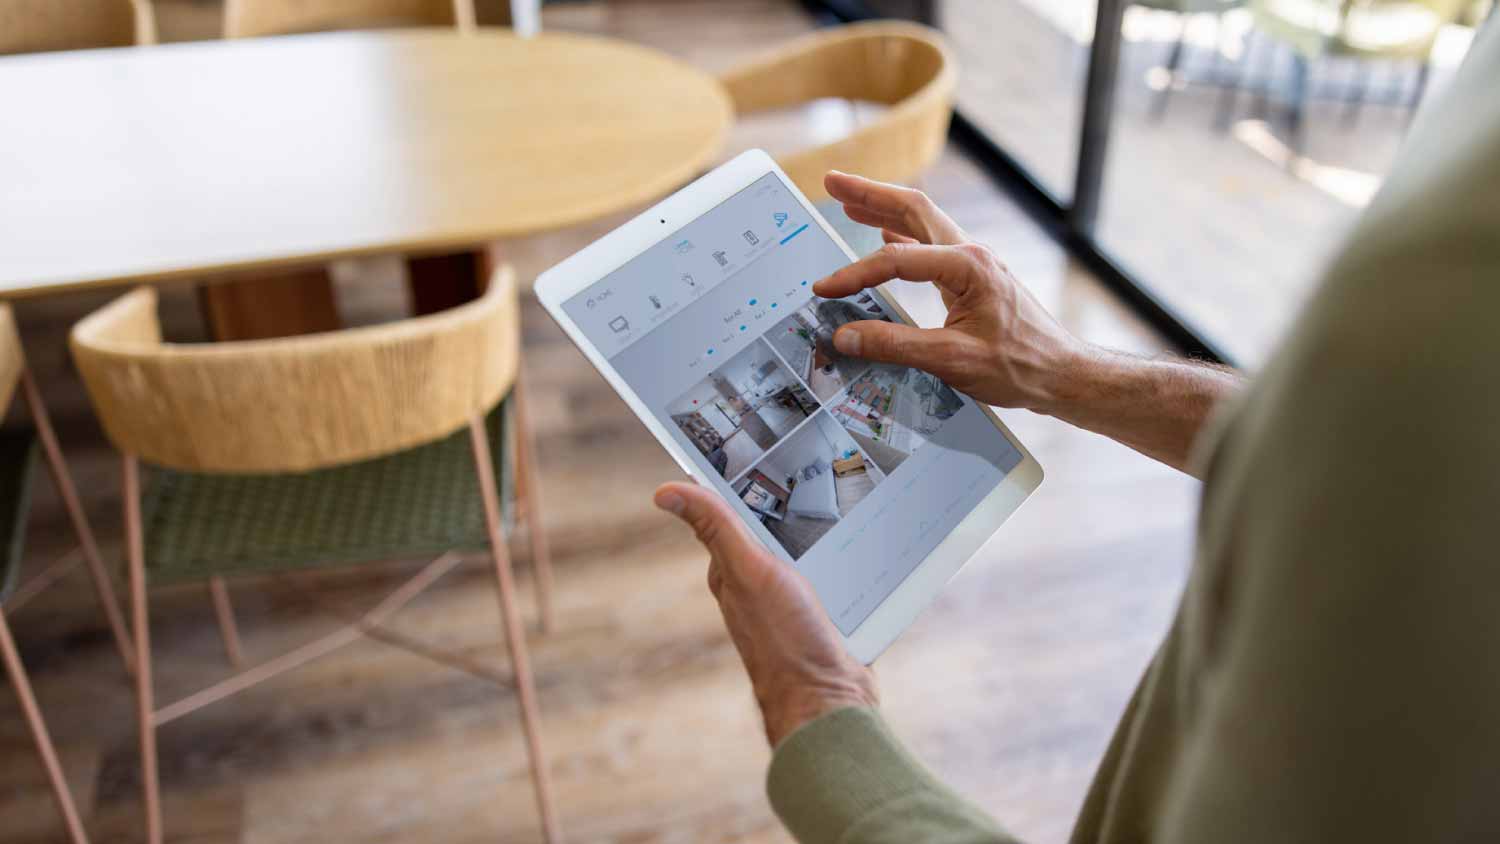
top-left (560, 173), bottom-right (1024, 634)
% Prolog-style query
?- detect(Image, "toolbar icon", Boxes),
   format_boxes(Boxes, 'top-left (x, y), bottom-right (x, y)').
top-left (649, 295), bottom-right (662, 310)
top-left (773, 212), bottom-right (789, 228)
top-left (609, 315), bottom-right (629, 333)
top-left (675, 239), bottom-right (694, 254)
top-left (712, 250), bottom-right (728, 267)
top-left (681, 273), bottom-right (696, 288)
top-left (743, 230), bottom-right (759, 245)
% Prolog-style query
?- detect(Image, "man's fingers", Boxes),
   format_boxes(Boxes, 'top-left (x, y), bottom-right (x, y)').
top-left (832, 321), bottom-right (967, 375)
top-left (825, 171), bottom-right (966, 245)
top-left (813, 242), bottom-right (982, 300)
top-left (881, 229), bottom-right (917, 245)
top-left (655, 482), bottom-right (765, 571)
top-left (840, 203), bottom-right (909, 237)
top-left (706, 562), bottom-right (724, 599)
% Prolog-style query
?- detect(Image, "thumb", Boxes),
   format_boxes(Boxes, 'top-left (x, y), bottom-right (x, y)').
top-left (655, 481), bottom-right (765, 564)
top-left (833, 321), bottom-right (963, 374)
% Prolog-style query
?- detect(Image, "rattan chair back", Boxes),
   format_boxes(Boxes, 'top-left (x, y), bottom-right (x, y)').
top-left (70, 266), bottom-right (520, 474)
top-left (719, 21), bottom-right (956, 203)
top-left (0, 305), bottom-right (22, 413)
top-left (224, 0), bottom-right (473, 38)
top-left (0, 0), bottom-right (154, 54)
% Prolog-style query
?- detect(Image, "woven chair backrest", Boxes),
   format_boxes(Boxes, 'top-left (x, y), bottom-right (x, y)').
top-left (718, 21), bottom-right (957, 203)
top-left (224, 0), bottom-right (469, 38)
top-left (70, 266), bottom-right (520, 474)
top-left (0, 306), bottom-right (22, 414)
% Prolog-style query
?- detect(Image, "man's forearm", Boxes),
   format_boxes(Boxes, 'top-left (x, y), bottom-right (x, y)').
top-left (1039, 346), bottom-right (1244, 478)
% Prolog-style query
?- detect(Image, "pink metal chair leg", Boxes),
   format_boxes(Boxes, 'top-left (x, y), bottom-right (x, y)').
top-left (1, 609), bottom-right (91, 844)
top-left (123, 456), bottom-right (163, 844)
top-left (512, 375), bottom-right (556, 634)
top-left (20, 366), bottom-right (135, 674)
top-left (208, 578), bottom-right (245, 669)
top-left (470, 417), bottom-right (562, 844)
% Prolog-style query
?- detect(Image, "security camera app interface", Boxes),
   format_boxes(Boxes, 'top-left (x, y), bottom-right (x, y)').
top-left (563, 173), bottom-right (1023, 634)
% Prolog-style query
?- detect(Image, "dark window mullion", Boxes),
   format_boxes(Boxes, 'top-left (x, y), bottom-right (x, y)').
top-left (1069, 0), bottom-right (1126, 234)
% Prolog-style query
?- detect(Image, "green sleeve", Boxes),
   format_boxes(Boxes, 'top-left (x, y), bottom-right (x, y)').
top-left (1155, 21), bottom-right (1500, 844)
top-left (766, 707), bottom-right (1018, 844)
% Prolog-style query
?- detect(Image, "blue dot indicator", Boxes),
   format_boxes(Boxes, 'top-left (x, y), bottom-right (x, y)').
top-left (749, 298), bottom-right (758, 306)
top-left (739, 325), bottom-right (747, 331)
top-left (801, 280), bottom-right (808, 286)
top-left (707, 348), bottom-right (715, 355)
top-left (771, 302), bottom-right (778, 309)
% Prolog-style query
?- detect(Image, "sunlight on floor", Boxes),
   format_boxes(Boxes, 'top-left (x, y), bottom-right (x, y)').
top-left (1232, 118), bottom-right (1381, 206)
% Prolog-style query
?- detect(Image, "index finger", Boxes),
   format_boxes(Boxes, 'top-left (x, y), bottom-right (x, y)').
top-left (813, 242), bottom-right (980, 300)
top-left (824, 171), bottom-right (967, 246)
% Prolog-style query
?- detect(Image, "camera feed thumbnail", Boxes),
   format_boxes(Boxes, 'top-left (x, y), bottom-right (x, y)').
top-left (766, 291), bottom-right (893, 401)
top-left (827, 365), bottom-right (964, 476)
top-left (667, 340), bottom-right (820, 480)
top-left (733, 411), bottom-right (885, 560)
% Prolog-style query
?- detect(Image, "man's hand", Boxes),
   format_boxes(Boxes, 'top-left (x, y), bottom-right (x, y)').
top-left (653, 174), bottom-right (1244, 745)
top-left (816, 170), bottom-right (1089, 414)
top-left (654, 481), bottom-right (877, 746)
top-left (817, 171), bottom-right (1244, 475)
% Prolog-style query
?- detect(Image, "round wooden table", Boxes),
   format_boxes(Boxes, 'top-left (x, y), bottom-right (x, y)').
top-left (0, 28), bottom-right (732, 300)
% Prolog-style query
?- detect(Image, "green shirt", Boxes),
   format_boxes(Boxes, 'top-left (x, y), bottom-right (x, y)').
top-left (766, 19), bottom-right (1500, 844)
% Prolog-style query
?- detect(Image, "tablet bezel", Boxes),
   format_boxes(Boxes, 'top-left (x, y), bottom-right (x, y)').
top-left (535, 149), bottom-right (1043, 663)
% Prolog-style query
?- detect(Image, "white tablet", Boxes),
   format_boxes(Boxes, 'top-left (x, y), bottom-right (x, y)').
top-left (536, 149), bottom-right (1042, 663)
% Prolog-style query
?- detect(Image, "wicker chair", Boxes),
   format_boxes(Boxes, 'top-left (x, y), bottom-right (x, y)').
top-left (69, 266), bottom-right (560, 844)
top-left (224, 0), bottom-right (475, 37)
top-left (718, 21), bottom-right (956, 207)
top-left (2, 305), bottom-right (137, 844)
top-left (0, 0), bottom-right (156, 54)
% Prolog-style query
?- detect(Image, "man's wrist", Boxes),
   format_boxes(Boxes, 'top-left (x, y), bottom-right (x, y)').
top-left (762, 686), bottom-right (876, 747)
top-left (1024, 338), bottom-right (1106, 420)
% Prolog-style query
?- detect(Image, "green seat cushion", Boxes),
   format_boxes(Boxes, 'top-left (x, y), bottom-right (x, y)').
top-left (141, 401), bottom-right (516, 585)
top-left (0, 428), bottom-right (38, 603)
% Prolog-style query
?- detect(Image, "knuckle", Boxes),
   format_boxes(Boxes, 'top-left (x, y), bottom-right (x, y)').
top-left (691, 510), bottom-right (723, 548)
top-left (875, 242), bottom-right (906, 272)
top-left (957, 241), bottom-right (992, 264)
top-left (899, 190), bottom-right (931, 223)
top-left (879, 326), bottom-right (906, 359)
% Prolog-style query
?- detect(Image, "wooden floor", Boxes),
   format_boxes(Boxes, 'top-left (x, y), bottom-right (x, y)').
top-left (1, 3), bottom-right (1200, 843)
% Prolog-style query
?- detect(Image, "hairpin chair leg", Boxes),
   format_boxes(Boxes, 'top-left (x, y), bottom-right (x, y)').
top-left (122, 456), bottom-right (162, 844)
top-left (208, 578), bottom-right (244, 669)
top-left (20, 366), bottom-right (134, 675)
top-left (1150, 12), bottom-right (1189, 122)
top-left (512, 375), bottom-right (556, 634)
top-left (469, 418), bottom-right (561, 844)
top-left (0, 610), bottom-right (91, 844)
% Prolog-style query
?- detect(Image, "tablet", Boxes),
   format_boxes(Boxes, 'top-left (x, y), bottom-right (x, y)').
top-left (536, 149), bottom-right (1042, 663)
